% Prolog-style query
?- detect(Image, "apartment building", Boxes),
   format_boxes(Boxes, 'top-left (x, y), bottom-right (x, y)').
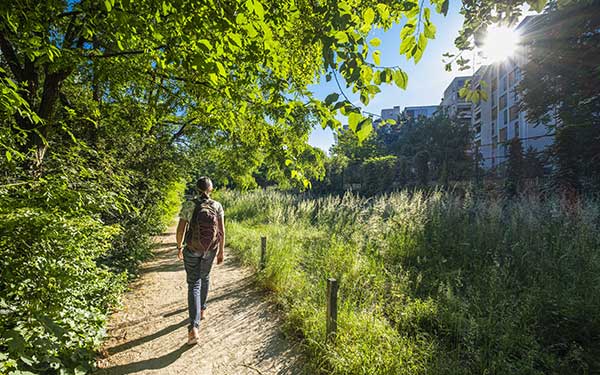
top-left (472, 17), bottom-right (555, 170)
top-left (380, 106), bottom-right (402, 122)
top-left (440, 76), bottom-right (473, 122)
top-left (403, 105), bottom-right (438, 119)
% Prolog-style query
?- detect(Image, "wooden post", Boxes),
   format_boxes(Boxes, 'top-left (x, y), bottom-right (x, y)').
top-left (260, 236), bottom-right (267, 270)
top-left (326, 278), bottom-right (338, 340)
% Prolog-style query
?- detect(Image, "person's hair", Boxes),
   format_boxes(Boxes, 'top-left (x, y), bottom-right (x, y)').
top-left (196, 176), bottom-right (213, 192)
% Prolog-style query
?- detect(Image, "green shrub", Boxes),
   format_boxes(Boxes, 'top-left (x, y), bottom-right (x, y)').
top-left (0, 209), bottom-right (125, 374)
top-left (0, 149), bottom-right (186, 374)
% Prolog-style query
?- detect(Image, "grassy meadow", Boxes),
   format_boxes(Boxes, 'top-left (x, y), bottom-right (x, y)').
top-left (219, 189), bottom-right (600, 375)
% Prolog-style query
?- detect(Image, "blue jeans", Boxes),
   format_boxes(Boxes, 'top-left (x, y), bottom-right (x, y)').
top-left (183, 247), bottom-right (217, 331)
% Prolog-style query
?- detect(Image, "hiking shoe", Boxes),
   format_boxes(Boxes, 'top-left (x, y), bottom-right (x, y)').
top-left (187, 327), bottom-right (199, 345)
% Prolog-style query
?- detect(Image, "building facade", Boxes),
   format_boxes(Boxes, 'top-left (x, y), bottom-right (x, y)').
top-left (403, 105), bottom-right (438, 119)
top-left (472, 17), bottom-right (555, 170)
top-left (380, 106), bottom-right (402, 122)
top-left (440, 76), bottom-right (473, 122)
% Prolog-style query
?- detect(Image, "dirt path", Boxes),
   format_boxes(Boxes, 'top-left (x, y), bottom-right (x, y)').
top-left (95, 225), bottom-right (304, 375)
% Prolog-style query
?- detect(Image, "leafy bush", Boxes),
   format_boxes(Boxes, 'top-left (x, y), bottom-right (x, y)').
top-left (0, 146), bottom-right (185, 374)
top-left (0, 208), bottom-right (124, 374)
top-left (222, 189), bottom-right (600, 374)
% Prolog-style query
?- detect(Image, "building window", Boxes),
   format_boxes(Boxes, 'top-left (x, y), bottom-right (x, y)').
top-left (499, 94), bottom-right (507, 110)
top-left (499, 127), bottom-right (507, 143)
top-left (502, 109), bottom-right (508, 125)
top-left (492, 122), bottom-right (496, 135)
top-left (508, 68), bottom-right (520, 87)
top-left (500, 76), bottom-right (507, 93)
top-left (499, 62), bottom-right (507, 77)
top-left (491, 76), bottom-right (498, 92)
top-left (514, 122), bottom-right (519, 138)
top-left (492, 106), bottom-right (498, 120)
top-left (509, 105), bottom-right (519, 122)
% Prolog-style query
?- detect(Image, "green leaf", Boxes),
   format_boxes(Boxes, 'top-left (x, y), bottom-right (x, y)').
top-left (424, 8), bottom-right (431, 22)
top-left (335, 31), bottom-right (349, 44)
top-left (414, 34), bottom-right (427, 63)
top-left (348, 112), bottom-right (362, 132)
top-left (372, 50), bottom-right (381, 66)
top-left (215, 62), bottom-right (226, 76)
top-left (229, 33), bottom-right (242, 47)
top-left (324, 93), bottom-right (339, 105)
top-left (356, 118), bottom-right (373, 142)
top-left (253, 0), bottom-right (265, 18)
top-left (424, 22), bottom-right (436, 39)
top-left (400, 36), bottom-right (415, 55)
top-left (400, 23), bottom-right (415, 40)
top-left (373, 70), bottom-right (381, 85)
top-left (369, 37), bottom-right (381, 47)
top-left (376, 4), bottom-right (390, 20)
top-left (104, 0), bottom-right (113, 12)
top-left (360, 65), bottom-right (373, 83)
top-left (480, 90), bottom-right (489, 101)
top-left (360, 90), bottom-right (370, 105)
top-left (527, 0), bottom-right (547, 12)
top-left (198, 39), bottom-right (212, 51)
top-left (6, 150), bottom-right (12, 162)
top-left (393, 70), bottom-right (408, 89)
top-left (363, 8), bottom-right (375, 26)
top-left (441, 0), bottom-right (449, 16)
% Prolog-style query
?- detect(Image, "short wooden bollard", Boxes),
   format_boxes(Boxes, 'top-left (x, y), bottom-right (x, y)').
top-left (260, 236), bottom-right (267, 270)
top-left (326, 278), bottom-right (338, 340)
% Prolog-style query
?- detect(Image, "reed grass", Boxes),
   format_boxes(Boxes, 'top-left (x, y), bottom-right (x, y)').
top-left (218, 189), bottom-right (600, 374)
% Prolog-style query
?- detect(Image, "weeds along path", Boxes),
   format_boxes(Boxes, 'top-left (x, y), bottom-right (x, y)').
top-left (95, 224), bottom-right (303, 375)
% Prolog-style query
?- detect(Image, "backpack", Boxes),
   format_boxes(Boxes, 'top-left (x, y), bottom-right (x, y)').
top-left (185, 198), bottom-right (220, 254)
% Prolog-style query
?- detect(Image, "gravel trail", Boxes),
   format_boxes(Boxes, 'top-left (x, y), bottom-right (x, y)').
top-left (95, 225), bottom-right (304, 375)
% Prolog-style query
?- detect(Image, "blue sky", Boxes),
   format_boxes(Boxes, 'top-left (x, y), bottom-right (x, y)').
top-left (308, 2), bottom-right (467, 153)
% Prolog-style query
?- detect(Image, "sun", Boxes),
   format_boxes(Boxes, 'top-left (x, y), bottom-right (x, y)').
top-left (480, 25), bottom-right (521, 62)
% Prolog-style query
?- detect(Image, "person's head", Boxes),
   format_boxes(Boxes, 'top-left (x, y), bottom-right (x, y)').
top-left (196, 176), bottom-right (213, 195)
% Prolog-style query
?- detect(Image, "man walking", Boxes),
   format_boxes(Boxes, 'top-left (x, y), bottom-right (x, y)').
top-left (176, 176), bottom-right (225, 345)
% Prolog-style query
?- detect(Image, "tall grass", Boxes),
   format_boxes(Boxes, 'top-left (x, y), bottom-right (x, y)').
top-left (218, 189), bottom-right (600, 374)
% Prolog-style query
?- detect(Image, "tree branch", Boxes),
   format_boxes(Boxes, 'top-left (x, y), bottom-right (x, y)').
top-left (85, 44), bottom-right (168, 59)
top-left (0, 32), bottom-right (23, 82)
top-left (171, 117), bottom-right (201, 141)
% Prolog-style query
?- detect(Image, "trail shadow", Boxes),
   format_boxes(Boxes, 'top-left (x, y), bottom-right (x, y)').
top-left (108, 318), bottom-right (188, 355)
top-left (162, 306), bottom-right (187, 318)
top-left (97, 343), bottom-right (193, 375)
top-left (155, 232), bottom-right (176, 238)
top-left (151, 242), bottom-right (177, 250)
top-left (140, 262), bottom-right (183, 274)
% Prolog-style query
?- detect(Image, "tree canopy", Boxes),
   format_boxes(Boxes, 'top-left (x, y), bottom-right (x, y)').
top-left (0, 0), bottom-right (558, 187)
